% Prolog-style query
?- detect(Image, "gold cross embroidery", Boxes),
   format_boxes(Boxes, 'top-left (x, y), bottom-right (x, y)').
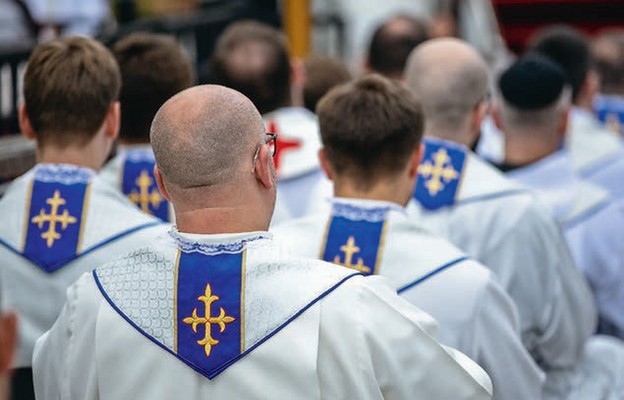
top-left (418, 148), bottom-right (459, 196)
top-left (182, 284), bottom-right (236, 357)
top-left (333, 236), bottom-right (371, 274)
top-left (30, 190), bottom-right (77, 248)
top-left (128, 170), bottom-right (163, 213)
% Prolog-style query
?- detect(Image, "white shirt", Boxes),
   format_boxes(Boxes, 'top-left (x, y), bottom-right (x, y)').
top-left (273, 198), bottom-right (544, 400)
top-left (0, 164), bottom-right (168, 367)
top-left (33, 230), bottom-right (493, 400)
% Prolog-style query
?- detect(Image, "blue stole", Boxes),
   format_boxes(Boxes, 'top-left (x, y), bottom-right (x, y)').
top-left (23, 178), bottom-right (90, 273)
top-left (175, 250), bottom-right (245, 378)
top-left (121, 150), bottom-right (169, 221)
top-left (320, 203), bottom-right (389, 275)
top-left (594, 94), bottom-right (624, 135)
top-left (414, 138), bottom-right (468, 210)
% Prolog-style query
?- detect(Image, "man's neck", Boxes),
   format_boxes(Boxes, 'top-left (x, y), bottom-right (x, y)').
top-left (333, 179), bottom-right (410, 207)
top-left (118, 138), bottom-right (150, 147)
top-left (424, 128), bottom-right (473, 148)
top-left (174, 206), bottom-right (270, 235)
top-left (37, 145), bottom-right (104, 171)
top-left (171, 185), bottom-right (272, 235)
top-left (503, 133), bottom-right (559, 167)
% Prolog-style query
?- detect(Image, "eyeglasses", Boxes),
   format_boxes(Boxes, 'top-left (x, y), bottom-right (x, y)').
top-left (252, 133), bottom-right (277, 170)
top-left (265, 133), bottom-right (277, 157)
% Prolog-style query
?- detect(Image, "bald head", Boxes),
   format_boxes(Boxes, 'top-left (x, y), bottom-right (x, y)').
top-left (151, 85), bottom-right (265, 189)
top-left (405, 38), bottom-right (489, 136)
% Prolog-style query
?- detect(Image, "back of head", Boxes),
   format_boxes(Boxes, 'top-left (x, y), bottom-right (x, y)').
top-left (23, 36), bottom-right (120, 148)
top-left (367, 14), bottom-right (430, 80)
top-left (404, 38), bottom-right (488, 137)
top-left (210, 21), bottom-right (290, 115)
top-left (113, 32), bottom-right (194, 144)
top-left (496, 54), bottom-right (571, 135)
top-left (151, 85), bottom-right (265, 193)
top-left (593, 29), bottom-right (624, 94)
top-left (317, 74), bottom-right (423, 190)
top-left (529, 25), bottom-right (590, 102)
top-left (303, 54), bottom-right (352, 112)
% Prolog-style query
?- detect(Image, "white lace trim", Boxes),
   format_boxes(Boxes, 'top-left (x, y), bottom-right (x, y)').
top-left (124, 148), bottom-right (155, 163)
top-left (330, 201), bottom-right (399, 223)
top-left (168, 229), bottom-right (271, 255)
top-left (33, 164), bottom-right (96, 185)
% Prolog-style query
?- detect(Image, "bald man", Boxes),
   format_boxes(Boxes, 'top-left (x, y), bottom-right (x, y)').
top-left (404, 38), bottom-right (600, 399)
top-left (32, 85), bottom-right (493, 400)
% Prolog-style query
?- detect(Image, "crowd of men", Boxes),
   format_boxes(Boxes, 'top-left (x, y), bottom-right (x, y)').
top-left (0, 12), bottom-right (623, 400)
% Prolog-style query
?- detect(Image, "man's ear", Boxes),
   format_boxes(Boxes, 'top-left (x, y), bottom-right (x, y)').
top-left (104, 101), bottom-right (120, 140)
top-left (470, 101), bottom-right (489, 135)
top-left (253, 145), bottom-right (274, 189)
top-left (318, 148), bottom-right (334, 181)
top-left (408, 143), bottom-right (424, 179)
top-left (154, 165), bottom-right (172, 202)
top-left (557, 107), bottom-right (570, 140)
top-left (18, 104), bottom-right (36, 140)
top-left (0, 312), bottom-right (17, 374)
top-left (491, 104), bottom-right (503, 131)
top-left (582, 70), bottom-right (600, 104)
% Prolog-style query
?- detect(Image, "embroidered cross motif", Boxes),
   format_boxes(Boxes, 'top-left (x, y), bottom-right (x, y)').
top-left (419, 148), bottom-right (459, 196)
top-left (30, 190), bottom-right (77, 248)
top-left (128, 170), bottom-right (163, 213)
top-left (182, 284), bottom-right (236, 357)
top-left (333, 236), bottom-right (371, 274)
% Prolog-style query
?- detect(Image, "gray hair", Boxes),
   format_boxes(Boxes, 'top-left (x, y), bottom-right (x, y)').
top-left (405, 38), bottom-right (489, 134)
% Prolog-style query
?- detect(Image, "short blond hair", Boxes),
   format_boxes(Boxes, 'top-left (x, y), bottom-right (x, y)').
top-left (23, 36), bottom-right (120, 147)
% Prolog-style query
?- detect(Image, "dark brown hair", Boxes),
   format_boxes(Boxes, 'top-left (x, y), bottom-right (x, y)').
top-left (367, 15), bottom-right (429, 79)
top-left (113, 32), bottom-right (194, 143)
top-left (529, 25), bottom-right (591, 102)
top-left (210, 21), bottom-right (290, 114)
top-left (23, 36), bottom-right (121, 147)
top-left (303, 54), bottom-right (351, 113)
top-left (317, 74), bottom-right (424, 188)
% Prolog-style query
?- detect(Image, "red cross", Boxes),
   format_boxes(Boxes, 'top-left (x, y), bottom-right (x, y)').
top-left (266, 120), bottom-right (302, 173)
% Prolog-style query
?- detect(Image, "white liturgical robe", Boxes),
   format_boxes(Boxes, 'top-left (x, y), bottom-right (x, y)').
top-left (33, 230), bottom-right (492, 400)
top-left (567, 107), bottom-right (623, 177)
top-left (263, 107), bottom-right (333, 226)
top-left (0, 164), bottom-right (168, 368)
top-left (507, 150), bottom-right (624, 399)
top-left (409, 138), bottom-right (620, 399)
top-left (508, 151), bottom-right (624, 342)
top-left (273, 198), bottom-right (544, 400)
top-left (566, 198), bottom-right (624, 339)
